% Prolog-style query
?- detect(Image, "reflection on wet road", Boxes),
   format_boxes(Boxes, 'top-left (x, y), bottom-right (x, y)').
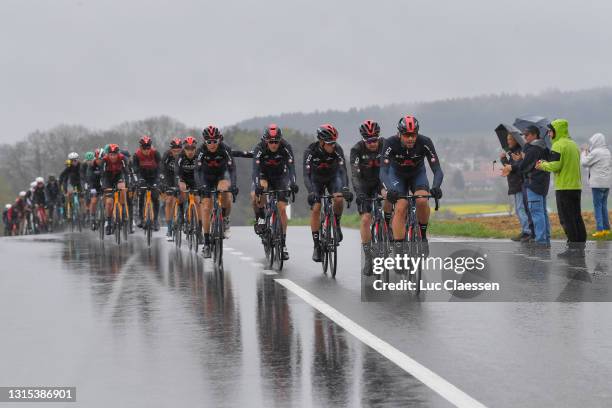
top-left (0, 233), bottom-right (447, 407)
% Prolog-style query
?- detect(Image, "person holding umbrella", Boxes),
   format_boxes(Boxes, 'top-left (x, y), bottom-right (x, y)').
top-left (536, 119), bottom-right (586, 257)
top-left (581, 133), bottom-right (612, 237)
top-left (496, 124), bottom-right (532, 242)
top-left (519, 126), bottom-right (551, 247)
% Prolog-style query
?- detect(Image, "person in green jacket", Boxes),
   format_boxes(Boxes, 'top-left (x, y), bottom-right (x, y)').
top-left (536, 119), bottom-right (586, 257)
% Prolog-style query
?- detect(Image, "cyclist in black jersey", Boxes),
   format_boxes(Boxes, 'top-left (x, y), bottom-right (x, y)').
top-left (350, 120), bottom-right (392, 274)
top-left (251, 124), bottom-right (299, 260)
top-left (380, 115), bottom-right (444, 247)
top-left (160, 138), bottom-right (183, 240)
top-left (85, 150), bottom-right (103, 230)
top-left (195, 126), bottom-right (238, 258)
top-left (303, 124), bottom-right (353, 262)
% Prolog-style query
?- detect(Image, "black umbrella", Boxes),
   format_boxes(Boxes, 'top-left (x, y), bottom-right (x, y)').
top-left (495, 123), bottom-right (525, 151)
top-left (513, 115), bottom-right (552, 149)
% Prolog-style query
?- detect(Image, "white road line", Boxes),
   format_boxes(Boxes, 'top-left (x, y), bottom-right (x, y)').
top-left (275, 278), bottom-right (487, 408)
top-left (225, 247), bottom-right (234, 250)
top-left (240, 256), bottom-right (254, 261)
top-left (263, 271), bottom-right (278, 275)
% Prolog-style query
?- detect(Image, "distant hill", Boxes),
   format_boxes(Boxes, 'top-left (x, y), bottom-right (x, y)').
top-left (234, 87), bottom-right (612, 145)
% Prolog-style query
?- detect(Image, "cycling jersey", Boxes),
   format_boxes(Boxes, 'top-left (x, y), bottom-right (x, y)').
top-left (175, 152), bottom-right (198, 189)
top-left (86, 161), bottom-right (103, 191)
top-left (45, 181), bottom-right (61, 203)
top-left (195, 142), bottom-right (237, 187)
top-left (101, 154), bottom-right (128, 189)
top-left (59, 162), bottom-right (82, 191)
top-left (252, 140), bottom-right (296, 186)
top-left (32, 186), bottom-right (46, 206)
top-left (350, 138), bottom-right (385, 194)
top-left (381, 134), bottom-right (443, 193)
top-left (160, 149), bottom-right (178, 188)
top-left (303, 142), bottom-right (349, 194)
top-left (133, 148), bottom-right (161, 182)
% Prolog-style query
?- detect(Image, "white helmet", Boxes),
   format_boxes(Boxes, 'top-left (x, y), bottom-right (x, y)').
top-left (5, 204), bottom-right (11, 209)
top-left (19, 191), bottom-right (26, 197)
top-left (68, 152), bottom-right (79, 160)
top-left (36, 176), bottom-right (44, 184)
top-left (30, 181), bottom-right (37, 188)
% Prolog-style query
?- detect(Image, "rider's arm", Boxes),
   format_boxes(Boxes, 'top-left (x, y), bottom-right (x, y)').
top-left (336, 145), bottom-right (349, 188)
top-left (225, 146), bottom-right (237, 187)
top-left (132, 153), bottom-right (141, 179)
top-left (252, 144), bottom-right (263, 186)
top-left (283, 142), bottom-right (297, 185)
top-left (380, 138), bottom-right (393, 190)
top-left (59, 167), bottom-right (69, 191)
top-left (153, 150), bottom-right (162, 180)
top-left (423, 137), bottom-right (444, 188)
top-left (349, 144), bottom-right (363, 194)
top-left (120, 159), bottom-right (129, 184)
top-left (303, 146), bottom-right (314, 193)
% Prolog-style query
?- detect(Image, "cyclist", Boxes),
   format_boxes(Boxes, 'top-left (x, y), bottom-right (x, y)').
top-left (101, 144), bottom-right (129, 235)
top-left (81, 152), bottom-right (95, 223)
top-left (13, 192), bottom-right (27, 233)
top-left (45, 175), bottom-right (61, 224)
top-left (195, 126), bottom-right (238, 258)
top-left (381, 115), bottom-right (443, 251)
top-left (120, 148), bottom-right (137, 234)
top-left (3, 204), bottom-right (13, 236)
top-left (251, 124), bottom-right (299, 260)
top-left (133, 136), bottom-right (162, 231)
top-left (85, 150), bottom-right (103, 229)
top-left (350, 120), bottom-right (391, 274)
top-left (59, 152), bottom-right (83, 220)
top-left (175, 136), bottom-right (199, 227)
top-left (303, 124), bottom-right (353, 262)
top-left (31, 177), bottom-right (48, 230)
top-left (160, 138), bottom-right (182, 240)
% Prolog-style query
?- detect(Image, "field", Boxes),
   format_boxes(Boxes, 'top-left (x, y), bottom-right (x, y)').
top-left (289, 211), bottom-right (612, 240)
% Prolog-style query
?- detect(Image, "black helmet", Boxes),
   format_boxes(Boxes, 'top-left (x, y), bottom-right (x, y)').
top-left (397, 115), bottom-right (419, 134)
top-left (359, 120), bottom-right (380, 139)
top-left (316, 124), bottom-right (339, 143)
top-left (202, 125), bottom-right (222, 141)
top-left (170, 138), bottom-right (182, 148)
top-left (263, 124), bottom-right (282, 142)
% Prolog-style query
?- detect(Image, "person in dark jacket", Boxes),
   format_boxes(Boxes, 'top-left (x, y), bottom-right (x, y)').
top-left (500, 133), bottom-right (532, 241)
top-left (518, 126), bottom-right (551, 246)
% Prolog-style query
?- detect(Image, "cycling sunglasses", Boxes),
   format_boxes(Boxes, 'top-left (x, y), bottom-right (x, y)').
top-left (323, 140), bottom-right (336, 145)
top-left (364, 138), bottom-right (379, 144)
top-left (267, 140), bottom-right (280, 145)
top-left (205, 139), bottom-right (219, 145)
top-left (400, 132), bottom-right (418, 138)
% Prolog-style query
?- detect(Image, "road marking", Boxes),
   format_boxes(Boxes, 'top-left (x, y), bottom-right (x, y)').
top-left (240, 256), bottom-right (254, 261)
top-left (225, 247), bottom-right (234, 250)
top-left (263, 271), bottom-right (278, 275)
top-left (275, 279), bottom-right (487, 408)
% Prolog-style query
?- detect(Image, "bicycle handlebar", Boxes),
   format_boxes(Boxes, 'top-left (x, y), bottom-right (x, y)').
top-left (259, 189), bottom-right (296, 203)
top-left (396, 194), bottom-right (440, 211)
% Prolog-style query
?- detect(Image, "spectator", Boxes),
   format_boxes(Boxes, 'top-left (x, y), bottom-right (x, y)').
top-left (519, 126), bottom-right (551, 247)
top-left (536, 119), bottom-right (586, 257)
top-left (500, 133), bottom-right (532, 242)
top-left (581, 133), bottom-right (612, 237)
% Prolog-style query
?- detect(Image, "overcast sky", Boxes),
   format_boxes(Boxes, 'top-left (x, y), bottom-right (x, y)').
top-left (1, 0), bottom-right (611, 143)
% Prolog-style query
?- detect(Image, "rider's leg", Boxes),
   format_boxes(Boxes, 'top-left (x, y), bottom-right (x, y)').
top-left (202, 197), bottom-right (212, 245)
top-left (152, 187), bottom-right (160, 229)
top-left (218, 179), bottom-right (232, 217)
top-left (415, 189), bottom-right (431, 240)
top-left (392, 199), bottom-right (409, 241)
top-left (382, 188), bottom-right (393, 225)
top-left (360, 212), bottom-right (372, 243)
top-left (137, 188), bottom-right (145, 226)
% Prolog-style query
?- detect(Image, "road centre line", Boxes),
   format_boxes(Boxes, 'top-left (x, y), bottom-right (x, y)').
top-left (274, 278), bottom-right (487, 408)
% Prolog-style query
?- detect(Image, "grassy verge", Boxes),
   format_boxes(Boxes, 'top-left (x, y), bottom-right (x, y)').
top-left (289, 211), bottom-right (612, 240)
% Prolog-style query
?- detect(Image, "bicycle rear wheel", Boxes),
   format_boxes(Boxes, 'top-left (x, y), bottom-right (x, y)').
top-left (320, 217), bottom-right (328, 274)
top-left (190, 206), bottom-right (199, 253)
top-left (329, 217), bottom-right (338, 278)
top-left (114, 207), bottom-right (121, 245)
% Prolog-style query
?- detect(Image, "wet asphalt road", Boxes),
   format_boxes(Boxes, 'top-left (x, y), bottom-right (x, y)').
top-left (1, 228), bottom-right (612, 407)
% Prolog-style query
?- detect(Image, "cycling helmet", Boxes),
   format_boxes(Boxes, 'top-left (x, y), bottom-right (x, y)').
top-left (48, 175), bottom-right (56, 182)
top-left (183, 136), bottom-right (197, 148)
top-left (397, 115), bottom-right (419, 134)
top-left (202, 125), bottom-right (222, 141)
top-left (139, 135), bottom-right (152, 147)
top-left (84, 151), bottom-right (95, 161)
top-left (68, 152), bottom-right (79, 160)
top-left (317, 124), bottom-right (339, 143)
top-left (5, 204), bottom-right (11, 209)
top-left (94, 148), bottom-right (100, 158)
top-left (30, 181), bottom-right (37, 188)
top-left (108, 144), bottom-right (120, 154)
top-left (35, 177), bottom-right (44, 184)
top-left (359, 120), bottom-right (380, 139)
top-left (170, 138), bottom-right (182, 148)
top-left (263, 124), bottom-right (282, 142)
top-left (19, 191), bottom-right (26, 197)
